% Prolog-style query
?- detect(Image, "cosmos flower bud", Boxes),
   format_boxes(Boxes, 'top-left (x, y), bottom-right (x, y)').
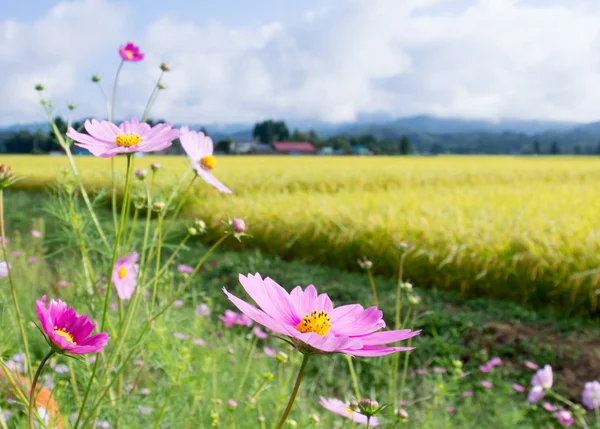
top-left (286, 420), bottom-right (297, 427)
top-left (257, 416), bottom-right (265, 423)
top-left (309, 414), bottom-right (320, 424)
top-left (397, 409), bottom-right (409, 419)
top-left (157, 82), bottom-right (166, 90)
top-left (150, 162), bottom-right (161, 171)
top-left (135, 169), bottom-right (147, 180)
top-left (358, 257), bottom-right (373, 270)
top-left (262, 371), bottom-right (274, 381)
top-left (359, 399), bottom-right (379, 411)
top-left (91, 74), bottom-right (101, 83)
top-left (194, 219), bottom-right (207, 234)
top-left (349, 400), bottom-right (359, 410)
top-left (227, 399), bottom-right (237, 411)
top-left (152, 201), bottom-right (165, 212)
top-left (160, 62), bottom-right (170, 72)
top-left (35, 84), bottom-right (44, 91)
top-left (231, 218), bottom-right (246, 233)
top-left (408, 294), bottom-right (421, 305)
top-left (67, 104), bottom-right (76, 111)
top-left (0, 164), bottom-right (15, 188)
top-left (401, 282), bottom-right (413, 290)
top-left (276, 351), bottom-right (288, 364)
top-left (188, 227), bottom-right (198, 236)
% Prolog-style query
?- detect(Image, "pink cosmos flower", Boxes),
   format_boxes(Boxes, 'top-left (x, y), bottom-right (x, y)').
top-left (463, 391), bottom-right (473, 397)
top-left (112, 252), bottom-right (139, 300)
top-left (109, 302), bottom-right (118, 311)
top-left (528, 365), bottom-right (553, 403)
top-left (479, 365), bottom-right (491, 373)
top-left (512, 383), bottom-right (526, 393)
top-left (29, 256), bottom-right (37, 264)
top-left (263, 346), bottom-right (277, 358)
top-left (446, 407), bottom-right (456, 414)
top-left (553, 410), bottom-right (574, 427)
top-left (67, 118), bottom-right (179, 158)
top-left (195, 303), bottom-right (210, 317)
top-left (119, 42), bottom-right (144, 62)
top-left (31, 230), bottom-right (42, 238)
top-left (487, 357), bottom-right (502, 367)
top-left (11, 250), bottom-right (21, 257)
top-left (582, 381), bottom-right (600, 410)
top-left (223, 274), bottom-right (420, 356)
top-left (416, 369), bottom-right (427, 375)
top-left (179, 126), bottom-right (232, 194)
top-left (543, 402), bottom-right (555, 412)
top-left (174, 333), bottom-right (190, 340)
top-left (193, 338), bottom-right (206, 346)
top-left (253, 327), bottom-right (268, 339)
top-left (433, 367), bottom-right (447, 374)
top-left (35, 296), bottom-right (109, 354)
top-left (481, 380), bottom-right (493, 389)
top-left (57, 280), bottom-right (70, 287)
top-left (177, 264), bottom-right (194, 274)
top-left (0, 261), bottom-right (9, 278)
top-left (319, 397), bottom-right (380, 426)
top-left (525, 360), bottom-right (539, 370)
top-left (173, 300), bottom-right (184, 308)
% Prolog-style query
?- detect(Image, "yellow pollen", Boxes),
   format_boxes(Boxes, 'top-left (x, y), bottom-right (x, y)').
top-left (296, 310), bottom-right (332, 336)
top-left (345, 408), bottom-right (355, 415)
top-left (125, 50), bottom-right (134, 59)
top-left (53, 326), bottom-right (76, 345)
top-left (118, 267), bottom-right (127, 279)
top-left (115, 133), bottom-right (142, 147)
top-left (200, 155), bottom-right (216, 170)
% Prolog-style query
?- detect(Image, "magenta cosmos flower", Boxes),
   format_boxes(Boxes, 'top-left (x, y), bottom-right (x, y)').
top-left (179, 126), bottom-right (232, 194)
top-left (319, 397), bottom-right (379, 426)
top-left (67, 118), bottom-right (179, 158)
top-left (528, 365), bottom-right (553, 403)
top-left (112, 252), bottom-right (139, 300)
top-left (582, 381), bottom-right (600, 410)
top-left (36, 296), bottom-right (109, 354)
top-left (119, 42), bottom-right (144, 62)
top-left (223, 274), bottom-right (420, 356)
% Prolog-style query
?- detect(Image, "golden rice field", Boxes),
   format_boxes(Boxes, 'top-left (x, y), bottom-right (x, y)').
top-left (6, 154), bottom-right (600, 315)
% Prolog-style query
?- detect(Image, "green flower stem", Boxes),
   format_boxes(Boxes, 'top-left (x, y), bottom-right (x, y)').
top-left (392, 253), bottom-right (408, 402)
top-left (153, 384), bottom-right (175, 429)
top-left (0, 363), bottom-right (49, 429)
top-left (47, 114), bottom-right (110, 251)
top-left (141, 70), bottom-right (165, 123)
top-left (236, 336), bottom-right (258, 396)
top-left (74, 153), bottom-right (133, 428)
top-left (28, 350), bottom-right (54, 429)
top-left (139, 181), bottom-right (154, 285)
top-left (367, 269), bottom-right (378, 307)
top-left (66, 358), bottom-right (82, 406)
top-left (161, 175), bottom-right (197, 239)
top-left (345, 355), bottom-right (361, 400)
top-left (276, 354), bottom-right (310, 429)
top-left (125, 207), bottom-right (139, 250)
top-left (150, 213), bottom-right (164, 314)
top-left (398, 313), bottom-right (415, 404)
top-left (110, 60), bottom-right (124, 122)
top-left (109, 60), bottom-right (124, 231)
top-left (0, 189), bottom-right (34, 380)
top-left (366, 416), bottom-right (371, 429)
top-left (94, 81), bottom-right (111, 119)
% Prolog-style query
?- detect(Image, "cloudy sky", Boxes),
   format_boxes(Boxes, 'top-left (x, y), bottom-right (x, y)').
top-left (2, 0), bottom-right (600, 127)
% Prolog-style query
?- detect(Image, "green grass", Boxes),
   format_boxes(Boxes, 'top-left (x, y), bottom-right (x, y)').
top-left (0, 190), bottom-right (598, 428)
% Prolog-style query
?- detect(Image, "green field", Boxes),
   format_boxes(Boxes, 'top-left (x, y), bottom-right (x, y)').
top-left (6, 154), bottom-right (600, 315)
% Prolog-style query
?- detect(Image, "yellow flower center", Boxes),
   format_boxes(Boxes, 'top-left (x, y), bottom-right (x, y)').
top-left (118, 267), bottom-right (127, 279)
top-left (296, 310), bottom-right (331, 336)
top-left (200, 155), bottom-right (216, 170)
top-left (125, 50), bottom-right (134, 59)
top-left (54, 326), bottom-right (76, 345)
top-left (345, 407), bottom-right (355, 415)
top-left (115, 133), bottom-right (142, 147)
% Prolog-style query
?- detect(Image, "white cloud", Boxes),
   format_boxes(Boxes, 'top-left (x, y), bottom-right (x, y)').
top-left (3, 0), bottom-right (600, 126)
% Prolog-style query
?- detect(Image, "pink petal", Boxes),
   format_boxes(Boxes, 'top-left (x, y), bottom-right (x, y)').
top-left (357, 329), bottom-right (421, 346)
top-left (238, 274), bottom-right (299, 326)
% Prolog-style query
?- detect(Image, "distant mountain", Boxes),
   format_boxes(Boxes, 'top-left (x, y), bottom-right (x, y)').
top-left (0, 122), bottom-right (50, 134)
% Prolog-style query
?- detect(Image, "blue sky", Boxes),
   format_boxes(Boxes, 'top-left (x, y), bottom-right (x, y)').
top-left (2, 0), bottom-right (600, 126)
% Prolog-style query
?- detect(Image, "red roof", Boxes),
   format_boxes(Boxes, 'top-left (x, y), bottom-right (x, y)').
top-left (273, 142), bottom-right (316, 152)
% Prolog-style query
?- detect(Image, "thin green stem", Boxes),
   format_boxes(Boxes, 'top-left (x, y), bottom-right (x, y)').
top-left (150, 214), bottom-right (164, 314)
top-left (236, 337), bottom-right (258, 396)
top-left (95, 81), bottom-right (111, 119)
top-left (110, 60), bottom-right (124, 122)
top-left (345, 355), bottom-right (361, 400)
top-left (109, 60), bottom-right (125, 232)
top-left (162, 174), bottom-right (197, 240)
top-left (153, 384), bottom-right (174, 429)
top-left (126, 207), bottom-right (139, 250)
top-left (74, 153), bottom-right (133, 429)
top-left (0, 189), bottom-right (34, 380)
top-left (367, 269), bottom-right (378, 307)
top-left (398, 313), bottom-right (414, 404)
top-left (28, 351), bottom-right (54, 429)
top-left (275, 354), bottom-right (310, 429)
top-left (141, 71), bottom-right (165, 123)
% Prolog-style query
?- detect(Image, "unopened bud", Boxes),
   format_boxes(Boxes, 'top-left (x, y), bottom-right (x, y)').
top-left (359, 399), bottom-right (379, 410)
top-left (262, 371), bottom-right (274, 381)
top-left (150, 162), bottom-right (161, 171)
top-left (350, 400), bottom-right (359, 410)
top-left (91, 74), bottom-right (101, 83)
top-left (309, 414), bottom-right (320, 424)
top-left (276, 351), bottom-right (288, 364)
top-left (40, 99), bottom-right (47, 105)
top-left (358, 257), bottom-right (373, 270)
top-left (227, 399), bottom-right (237, 410)
top-left (257, 416), bottom-right (265, 423)
top-left (67, 104), bottom-right (76, 111)
top-left (401, 282), bottom-right (413, 291)
top-left (160, 62), bottom-right (170, 72)
top-left (287, 420), bottom-right (297, 427)
top-left (188, 227), bottom-right (198, 236)
top-left (231, 218), bottom-right (246, 233)
top-left (0, 164), bottom-right (15, 188)
top-left (157, 82), bottom-right (166, 90)
top-left (152, 201), bottom-right (165, 212)
top-left (135, 169), bottom-right (147, 180)
top-left (194, 219), bottom-right (207, 234)
top-left (35, 84), bottom-right (44, 91)
top-left (408, 294), bottom-right (421, 305)
top-left (246, 396), bottom-right (256, 404)
top-left (397, 409), bottom-right (408, 419)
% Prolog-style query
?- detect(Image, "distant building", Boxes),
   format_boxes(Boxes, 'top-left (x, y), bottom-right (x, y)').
top-left (318, 146), bottom-right (334, 155)
top-left (250, 144), bottom-right (275, 155)
top-left (230, 141), bottom-right (255, 155)
top-left (273, 142), bottom-right (316, 155)
top-left (352, 145), bottom-right (372, 156)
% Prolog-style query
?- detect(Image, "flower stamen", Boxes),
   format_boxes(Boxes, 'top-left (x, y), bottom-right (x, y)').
top-left (200, 155), bottom-right (216, 170)
top-left (296, 310), bottom-right (332, 336)
top-left (53, 326), bottom-right (76, 344)
top-left (118, 267), bottom-right (127, 279)
top-left (115, 133), bottom-right (142, 147)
